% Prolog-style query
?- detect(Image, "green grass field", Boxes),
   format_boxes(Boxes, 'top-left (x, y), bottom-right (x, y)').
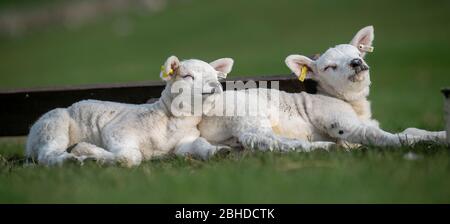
top-left (0, 0), bottom-right (450, 203)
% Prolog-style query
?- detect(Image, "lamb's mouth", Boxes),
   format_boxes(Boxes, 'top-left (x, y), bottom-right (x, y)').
top-left (348, 72), bottom-right (365, 82)
top-left (202, 92), bottom-right (214, 96)
top-left (348, 66), bottom-right (369, 82)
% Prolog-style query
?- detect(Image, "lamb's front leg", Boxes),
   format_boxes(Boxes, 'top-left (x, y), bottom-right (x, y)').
top-left (332, 124), bottom-right (443, 147)
top-left (310, 104), bottom-right (445, 147)
top-left (174, 136), bottom-right (231, 160)
top-left (400, 128), bottom-right (446, 144)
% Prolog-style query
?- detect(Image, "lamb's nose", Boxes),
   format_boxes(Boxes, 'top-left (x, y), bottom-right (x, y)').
top-left (350, 58), bottom-right (362, 68)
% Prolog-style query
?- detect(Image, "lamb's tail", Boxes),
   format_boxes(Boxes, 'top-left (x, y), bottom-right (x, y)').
top-left (26, 108), bottom-right (74, 165)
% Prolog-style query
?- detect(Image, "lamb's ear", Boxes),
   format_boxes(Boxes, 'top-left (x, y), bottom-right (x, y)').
top-left (350, 26), bottom-right (374, 57)
top-left (285, 54), bottom-right (316, 80)
top-left (160, 55), bottom-right (180, 81)
top-left (210, 58), bottom-right (234, 80)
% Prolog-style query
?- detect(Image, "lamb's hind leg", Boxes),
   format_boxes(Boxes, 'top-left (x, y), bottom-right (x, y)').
top-left (228, 116), bottom-right (334, 152)
top-left (278, 136), bottom-right (336, 151)
top-left (26, 108), bottom-right (82, 166)
top-left (69, 142), bottom-right (115, 165)
top-left (175, 136), bottom-right (232, 160)
top-left (237, 128), bottom-right (334, 152)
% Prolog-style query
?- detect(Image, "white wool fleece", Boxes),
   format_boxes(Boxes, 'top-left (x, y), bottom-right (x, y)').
top-left (26, 56), bottom-right (233, 166)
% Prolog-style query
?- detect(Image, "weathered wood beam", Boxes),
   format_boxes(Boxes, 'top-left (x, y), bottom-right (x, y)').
top-left (0, 75), bottom-right (315, 136)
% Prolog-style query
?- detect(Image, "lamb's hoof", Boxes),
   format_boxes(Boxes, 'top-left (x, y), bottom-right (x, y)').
top-left (311, 142), bottom-right (337, 151)
top-left (70, 142), bottom-right (95, 157)
top-left (215, 146), bottom-right (233, 157)
top-left (64, 154), bottom-right (86, 166)
top-left (82, 157), bottom-right (98, 165)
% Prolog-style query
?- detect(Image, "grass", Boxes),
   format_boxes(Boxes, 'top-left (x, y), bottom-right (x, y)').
top-left (1, 138), bottom-right (450, 203)
top-left (0, 0), bottom-right (450, 203)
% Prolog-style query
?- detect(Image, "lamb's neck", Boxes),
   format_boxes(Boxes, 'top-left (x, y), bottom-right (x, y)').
top-left (150, 85), bottom-right (202, 121)
top-left (316, 84), bottom-right (372, 120)
top-left (346, 97), bottom-right (372, 120)
top-left (147, 85), bottom-right (172, 117)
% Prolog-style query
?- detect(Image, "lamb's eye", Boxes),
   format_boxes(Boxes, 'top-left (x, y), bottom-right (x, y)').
top-left (181, 74), bottom-right (194, 80)
top-left (324, 65), bottom-right (337, 71)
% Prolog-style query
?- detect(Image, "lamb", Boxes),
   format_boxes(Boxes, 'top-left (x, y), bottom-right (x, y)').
top-left (282, 26), bottom-right (446, 147)
top-left (25, 56), bottom-right (231, 166)
top-left (196, 26), bottom-right (445, 158)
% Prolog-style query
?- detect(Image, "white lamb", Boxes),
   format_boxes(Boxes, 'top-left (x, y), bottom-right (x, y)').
top-left (26, 56), bottom-right (231, 166)
top-left (197, 26), bottom-right (446, 157)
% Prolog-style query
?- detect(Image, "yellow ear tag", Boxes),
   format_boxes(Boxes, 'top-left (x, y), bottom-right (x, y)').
top-left (299, 66), bottom-right (308, 82)
top-left (160, 65), bottom-right (174, 78)
top-left (359, 44), bottom-right (374, 53)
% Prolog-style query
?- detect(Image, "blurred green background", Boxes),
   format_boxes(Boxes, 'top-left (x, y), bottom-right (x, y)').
top-left (1, 0), bottom-right (449, 131)
top-left (0, 0), bottom-right (449, 203)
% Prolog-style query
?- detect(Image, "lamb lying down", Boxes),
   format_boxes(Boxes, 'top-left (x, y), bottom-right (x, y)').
top-left (26, 56), bottom-right (232, 166)
top-left (197, 26), bottom-right (446, 159)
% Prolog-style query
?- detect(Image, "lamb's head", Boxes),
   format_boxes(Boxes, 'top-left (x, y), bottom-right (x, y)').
top-left (285, 26), bottom-right (375, 101)
top-left (160, 56), bottom-right (233, 115)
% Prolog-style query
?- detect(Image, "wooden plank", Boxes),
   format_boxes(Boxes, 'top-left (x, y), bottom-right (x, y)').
top-left (442, 88), bottom-right (450, 99)
top-left (0, 74), bottom-right (314, 136)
